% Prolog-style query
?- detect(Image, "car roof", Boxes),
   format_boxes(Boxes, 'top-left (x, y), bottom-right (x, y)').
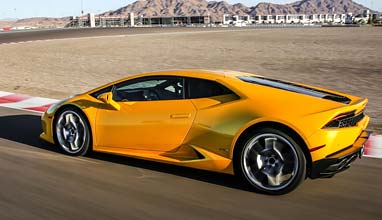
top-left (86, 69), bottom-right (258, 96)
top-left (134, 69), bottom-right (257, 79)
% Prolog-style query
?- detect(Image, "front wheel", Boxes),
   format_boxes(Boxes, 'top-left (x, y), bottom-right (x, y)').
top-left (234, 128), bottom-right (306, 195)
top-left (54, 108), bottom-right (91, 156)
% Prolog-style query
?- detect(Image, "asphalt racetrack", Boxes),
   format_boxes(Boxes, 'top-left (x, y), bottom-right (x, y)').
top-left (0, 27), bottom-right (238, 44)
top-left (0, 28), bottom-right (381, 219)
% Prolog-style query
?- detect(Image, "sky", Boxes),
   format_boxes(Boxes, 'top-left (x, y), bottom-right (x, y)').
top-left (0, 0), bottom-right (380, 20)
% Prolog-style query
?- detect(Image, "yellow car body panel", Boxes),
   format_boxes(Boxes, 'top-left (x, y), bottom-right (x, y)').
top-left (40, 69), bottom-right (370, 176)
top-left (95, 99), bottom-right (196, 151)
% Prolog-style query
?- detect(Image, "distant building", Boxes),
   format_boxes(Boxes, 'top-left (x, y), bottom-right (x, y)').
top-left (223, 14), bottom-right (250, 26)
top-left (353, 10), bottom-right (371, 23)
top-left (67, 13), bottom-right (210, 27)
top-left (142, 15), bottom-right (209, 26)
top-left (345, 13), bottom-right (354, 24)
top-left (372, 13), bottom-right (380, 20)
top-left (67, 10), bottom-right (379, 28)
top-left (222, 11), bottom-right (372, 26)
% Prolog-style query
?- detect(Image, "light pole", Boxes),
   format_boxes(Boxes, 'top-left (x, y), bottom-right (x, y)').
top-left (208, 12), bottom-right (211, 27)
top-left (81, 0), bottom-right (84, 15)
top-left (370, 0), bottom-right (374, 24)
top-left (78, 0), bottom-right (84, 27)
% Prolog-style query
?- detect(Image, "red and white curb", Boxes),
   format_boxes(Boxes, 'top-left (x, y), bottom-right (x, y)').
top-left (365, 135), bottom-right (382, 158)
top-left (0, 91), bottom-right (381, 158)
top-left (0, 91), bottom-right (58, 113)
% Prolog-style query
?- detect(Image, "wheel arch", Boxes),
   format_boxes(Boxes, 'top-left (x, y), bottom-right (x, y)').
top-left (232, 121), bottom-right (312, 170)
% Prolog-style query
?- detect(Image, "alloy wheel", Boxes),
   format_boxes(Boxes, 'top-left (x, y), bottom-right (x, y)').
top-left (242, 133), bottom-right (299, 191)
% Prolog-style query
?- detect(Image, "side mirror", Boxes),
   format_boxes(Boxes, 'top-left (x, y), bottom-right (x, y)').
top-left (97, 92), bottom-right (120, 111)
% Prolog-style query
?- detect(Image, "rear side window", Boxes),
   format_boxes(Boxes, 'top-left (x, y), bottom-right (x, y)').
top-left (186, 78), bottom-right (234, 99)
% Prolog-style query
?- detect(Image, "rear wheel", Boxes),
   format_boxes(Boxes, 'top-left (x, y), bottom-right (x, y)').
top-left (54, 107), bottom-right (91, 156)
top-left (234, 128), bottom-right (306, 195)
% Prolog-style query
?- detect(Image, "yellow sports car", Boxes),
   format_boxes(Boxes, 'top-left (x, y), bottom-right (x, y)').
top-left (40, 69), bottom-right (370, 194)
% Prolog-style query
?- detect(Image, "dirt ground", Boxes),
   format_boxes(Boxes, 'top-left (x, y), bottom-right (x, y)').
top-left (0, 27), bottom-right (381, 132)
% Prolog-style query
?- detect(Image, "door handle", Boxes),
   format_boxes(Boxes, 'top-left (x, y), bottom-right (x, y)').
top-left (170, 113), bottom-right (191, 119)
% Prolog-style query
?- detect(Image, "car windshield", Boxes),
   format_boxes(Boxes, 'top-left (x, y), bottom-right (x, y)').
top-left (117, 80), bottom-right (167, 90)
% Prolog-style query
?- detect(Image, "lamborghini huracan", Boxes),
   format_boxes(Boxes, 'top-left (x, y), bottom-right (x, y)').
top-left (40, 69), bottom-right (370, 194)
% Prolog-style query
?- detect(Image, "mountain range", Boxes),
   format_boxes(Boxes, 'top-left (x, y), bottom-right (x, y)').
top-left (0, 17), bottom-right (70, 28)
top-left (0, 0), bottom-right (374, 28)
top-left (101, 0), bottom-right (372, 22)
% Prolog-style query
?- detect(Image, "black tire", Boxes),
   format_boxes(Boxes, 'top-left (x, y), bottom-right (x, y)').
top-left (54, 107), bottom-right (91, 156)
top-left (234, 127), bottom-right (306, 195)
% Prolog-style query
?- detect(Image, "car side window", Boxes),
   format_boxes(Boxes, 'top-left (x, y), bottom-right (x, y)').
top-left (187, 78), bottom-right (234, 99)
top-left (113, 76), bottom-right (184, 102)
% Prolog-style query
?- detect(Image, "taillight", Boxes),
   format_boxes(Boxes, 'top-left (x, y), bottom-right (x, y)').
top-left (324, 111), bottom-right (365, 128)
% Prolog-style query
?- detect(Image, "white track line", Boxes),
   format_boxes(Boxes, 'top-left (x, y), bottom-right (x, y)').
top-left (364, 155), bottom-right (382, 159)
top-left (0, 91), bottom-right (13, 96)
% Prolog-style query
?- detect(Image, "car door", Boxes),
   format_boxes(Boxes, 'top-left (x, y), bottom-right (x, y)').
top-left (95, 76), bottom-right (196, 152)
top-left (183, 77), bottom-right (241, 157)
